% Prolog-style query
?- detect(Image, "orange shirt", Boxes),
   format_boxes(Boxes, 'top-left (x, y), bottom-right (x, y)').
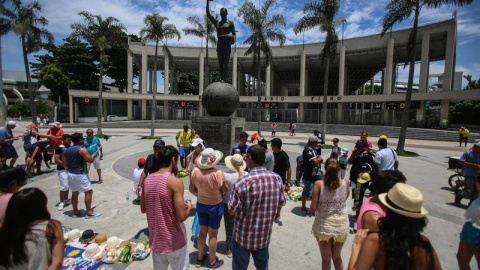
top-left (191, 168), bottom-right (225, 205)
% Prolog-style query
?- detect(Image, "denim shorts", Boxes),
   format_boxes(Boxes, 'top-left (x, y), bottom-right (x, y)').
top-left (460, 222), bottom-right (480, 250)
top-left (232, 239), bottom-right (269, 270)
top-left (302, 180), bottom-right (313, 198)
top-left (196, 202), bottom-right (223, 229)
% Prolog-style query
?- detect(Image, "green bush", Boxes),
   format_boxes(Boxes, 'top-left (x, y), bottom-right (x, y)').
top-left (8, 99), bottom-right (52, 117)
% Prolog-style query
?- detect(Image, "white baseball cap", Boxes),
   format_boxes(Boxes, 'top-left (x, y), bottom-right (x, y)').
top-left (191, 138), bottom-right (205, 149)
top-left (7, 120), bottom-right (18, 127)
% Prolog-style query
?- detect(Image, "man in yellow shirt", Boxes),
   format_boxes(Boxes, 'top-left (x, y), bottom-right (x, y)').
top-left (459, 126), bottom-right (470, 147)
top-left (176, 124), bottom-right (192, 170)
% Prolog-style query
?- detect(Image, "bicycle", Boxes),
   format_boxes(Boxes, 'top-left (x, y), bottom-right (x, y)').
top-left (448, 157), bottom-right (465, 193)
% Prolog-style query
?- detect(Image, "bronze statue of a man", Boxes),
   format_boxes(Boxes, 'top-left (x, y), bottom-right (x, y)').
top-left (206, 0), bottom-right (236, 83)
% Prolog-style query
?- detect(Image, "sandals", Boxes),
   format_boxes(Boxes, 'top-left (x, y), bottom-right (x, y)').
top-left (98, 179), bottom-right (103, 184)
top-left (85, 212), bottom-right (102, 219)
top-left (196, 254), bottom-right (208, 268)
top-left (208, 257), bottom-right (224, 269)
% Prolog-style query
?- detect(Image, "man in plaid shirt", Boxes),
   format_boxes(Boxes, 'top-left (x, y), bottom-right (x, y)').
top-left (228, 145), bottom-right (286, 270)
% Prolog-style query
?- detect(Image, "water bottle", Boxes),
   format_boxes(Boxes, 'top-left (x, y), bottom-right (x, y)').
top-left (126, 192), bottom-right (129, 203)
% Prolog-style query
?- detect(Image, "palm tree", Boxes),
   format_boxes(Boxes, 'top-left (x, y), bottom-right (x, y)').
top-left (238, 0), bottom-right (286, 135)
top-left (182, 14), bottom-right (217, 87)
top-left (381, 0), bottom-right (472, 153)
top-left (294, 0), bottom-right (339, 142)
top-left (2, 0), bottom-right (53, 123)
top-left (140, 14), bottom-right (181, 137)
top-left (71, 11), bottom-right (126, 134)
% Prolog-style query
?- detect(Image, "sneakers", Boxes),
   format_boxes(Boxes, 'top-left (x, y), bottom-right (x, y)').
top-left (226, 249), bottom-right (233, 258)
top-left (57, 202), bottom-right (65, 211)
top-left (196, 254), bottom-right (208, 268)
top-left (208, 257), bottom-right (224, 269)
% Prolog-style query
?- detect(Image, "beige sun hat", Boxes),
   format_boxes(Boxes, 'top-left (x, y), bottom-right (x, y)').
top-left (94, 234), bottom-right (111, 245)
top-left (225, 154), bottom-right (246, 172)
top-left (196, 148), bottom-right (223, 170)
top-left (67, 229), bottom-right (81, 240)
top-left (378, 183), bottom-right (428, 219)
top-left (83, 243), bottom-right (103, 258)
top-left (49, 121), bottom-right (62, 128)
top-left (107, 236), bottom-right (120, 249)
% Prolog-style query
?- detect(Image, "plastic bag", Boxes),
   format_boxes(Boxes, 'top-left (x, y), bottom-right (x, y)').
top-left (132, 239), bottom-right (151, 261)
top-left (192, 213), bottom-right (200, 238)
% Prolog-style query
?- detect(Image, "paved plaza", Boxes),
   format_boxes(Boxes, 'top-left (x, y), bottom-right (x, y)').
top-left (7, 121), bottom-right (477, 269)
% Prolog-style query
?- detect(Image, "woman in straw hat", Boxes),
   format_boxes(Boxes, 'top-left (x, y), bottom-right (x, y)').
top-left (189, 148), bottom-right (228, 268)
top-left (348, 183), bottom-right (442, 270)
top-left (222, 154), bottom-right (247, 258)
top-left (0, 188), bottom-right (64, 270)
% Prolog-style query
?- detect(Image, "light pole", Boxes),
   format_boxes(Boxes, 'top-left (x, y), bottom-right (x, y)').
top-left (341, 18), bottom-right (346, 44)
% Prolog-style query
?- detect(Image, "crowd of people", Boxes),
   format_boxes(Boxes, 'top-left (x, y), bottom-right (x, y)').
top-left (0, 121), bottom-right (479, 270)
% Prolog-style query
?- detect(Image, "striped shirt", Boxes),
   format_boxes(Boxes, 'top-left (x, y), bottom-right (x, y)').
top-left (228, 166), bottom-right (286, 250)
top-left (144, 172), bottom-right (186, 254)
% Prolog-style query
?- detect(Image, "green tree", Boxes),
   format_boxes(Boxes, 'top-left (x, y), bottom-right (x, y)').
top-left (3, 0), bottom-right (54, 123)
top-left (294, 0), bottom-right (339, 142)
top-left (32, 38), bottom-right (99, 102)
top-left (104, 32), bottom-right (140, 93)
top-left (381, 0), bottom-right (472, 153)
top-left (140, 14), bottom-right (181, 136)
top-left (463, 74), bottom-right (480, 90)
top-left (71, 11), bottom-right (126, 134)
top-left (182, 14), bottom-right (217, 86)
top-left (178, 72), bottom-right (200, 95)
top-left (238, 0), bottom-right (286, 135)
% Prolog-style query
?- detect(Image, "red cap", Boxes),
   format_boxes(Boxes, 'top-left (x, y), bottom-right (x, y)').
top-left (138, 158), bottom-right (146, 165)
top-left (251, 132), bottom-right (260, 143)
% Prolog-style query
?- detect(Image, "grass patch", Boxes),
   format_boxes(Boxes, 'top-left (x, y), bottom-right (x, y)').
top-left (396, 150), bottom-right (419, 157)
top-left (141, 136), bottom-right (163, 140)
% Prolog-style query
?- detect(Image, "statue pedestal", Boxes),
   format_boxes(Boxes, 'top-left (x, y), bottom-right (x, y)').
top-left (192, 116), bottom-right (245, 162)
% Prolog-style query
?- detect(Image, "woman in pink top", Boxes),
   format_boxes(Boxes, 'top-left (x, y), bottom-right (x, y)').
top-left (189, 148), bottom-right (227, 269)
top-left (0, 167), bottom-right (28, 227)
top-left (356, 170), bottom-right (406, 230)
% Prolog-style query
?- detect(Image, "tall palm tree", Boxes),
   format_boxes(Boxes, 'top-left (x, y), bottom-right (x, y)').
top-left (71, 11), bottom-right (126, 134)
top-left (2, 0), bottom-right (53, 123)
top-left (140, 14), bottom-right (181, 137)
top-left (182, 14), bottom-right (217, 87)
top-left (294, 0), bottom-right (339, 142)
top-left (381, 0), bottom-right (472, 153)
top-left (238, 0), bottom-right (286, 135)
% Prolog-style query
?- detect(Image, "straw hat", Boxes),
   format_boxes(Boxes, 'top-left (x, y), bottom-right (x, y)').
top-left (106, 236), bottom-right (120, 249)
top-left (83, 243), bottom-right (103, 258)
top-left (93, 234), bottom-right (111, 245)
top-left (225, 154), bottom-right (246, 172)
top-left (68, 229), bottom-right (81, 240)
top-left (378, 183), bottom-right (428, 218)
top-left (196, 148), bottom-right (223, 169)
top-left (49, 122), bottom-right (62, 128)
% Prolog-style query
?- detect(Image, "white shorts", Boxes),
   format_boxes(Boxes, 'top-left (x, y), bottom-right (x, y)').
top-left (87, 156), bottom-right (101, 171)
top-left (152, 244), bottom-right (189, 270)
top-left (57, 170), bottom-right (69, 191)
top-left (67, 173), bottom-right (92, 193)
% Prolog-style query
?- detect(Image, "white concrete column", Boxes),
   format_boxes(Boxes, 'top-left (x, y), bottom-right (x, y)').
top-left (440, 99), bottom-right (449, 124)
top-left (141, 49), bottom-right (147, 93)
top-left (164, 56), bottom-right (170, 95)
top-left (416, 101), bottom-right (425, 123)
top-left (74, 103), bottom-right (79, 123)
top-left (384, 38), bottom-right (394, 95)
top-left (127, 99), bottom-right (133, 120)
top-left (199, 52), bottom-right (205, 117)
top-left (232, 52), bottom-right (238, 88)
top-left (443, 26), bottom-right (456, 91)
top-left (141, 100), bottom-right (147, 120)
top-left (247, 75), bottom-right (251, 96)
top-left (69, 95), bottom-right (74, 124)
top-left (163, 100), bottom-right (169, 120)
top-left (265, 64), bottom-right (271, 97)
top-left (419, 32), bottom-right (430, 93)
top-left (299, 49), bottom-right (306, 122)
top-left (338, 45), bottom-right (346, 96)
top-left (127, 52), bottom-right (133, 93)
top-left (337, 103), bottom-right (343, 123)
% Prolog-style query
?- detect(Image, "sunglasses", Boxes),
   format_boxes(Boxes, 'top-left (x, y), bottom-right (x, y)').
top-left (87, 132), bottom-right (93, 134)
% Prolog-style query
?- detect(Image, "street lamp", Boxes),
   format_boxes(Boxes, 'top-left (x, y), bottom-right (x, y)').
top-left (341, 18), bottom-right (346, 44)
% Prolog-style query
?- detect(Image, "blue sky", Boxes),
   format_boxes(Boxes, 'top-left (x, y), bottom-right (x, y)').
top-left (2, 0), bottom-right (480, 89)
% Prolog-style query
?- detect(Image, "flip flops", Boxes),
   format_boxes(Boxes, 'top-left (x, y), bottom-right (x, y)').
top-left (72, 212), bottom-right (82, 218)
top-left (98, 179), bottom-right (103, 184)
top-left (85, 212), bottom-right (102, 219)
